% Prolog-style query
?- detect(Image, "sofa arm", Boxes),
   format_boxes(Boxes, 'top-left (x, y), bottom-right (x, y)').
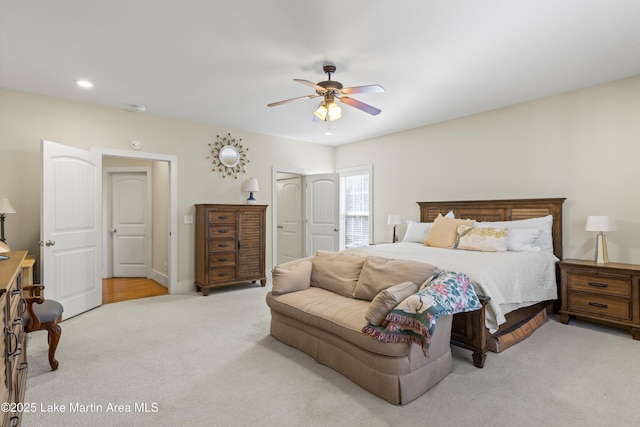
top-left (271, 257), bottom-right (313, 295)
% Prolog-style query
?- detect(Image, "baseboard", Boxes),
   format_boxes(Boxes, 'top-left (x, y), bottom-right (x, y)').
top-left (150, 269), bottom-right (168, 287)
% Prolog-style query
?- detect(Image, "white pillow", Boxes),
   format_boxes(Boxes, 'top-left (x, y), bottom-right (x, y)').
top-left (402, 220), bottom-right (431, 243)
top-left (476, 215), bottom-right (553, 253)
top-left (507, 228), bottom-right (541, 252)
top-left (401, 211), bottom-right (455, 243)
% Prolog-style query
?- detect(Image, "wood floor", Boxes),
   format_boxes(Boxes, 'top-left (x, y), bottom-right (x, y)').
top-left (102, 277), bottom-right (168, 304)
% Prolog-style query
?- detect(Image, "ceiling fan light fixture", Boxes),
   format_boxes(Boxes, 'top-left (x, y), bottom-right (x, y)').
top-left (327, 102), bottom-right (342, 120)
top-left (313, 102), bottom-right (328, 120)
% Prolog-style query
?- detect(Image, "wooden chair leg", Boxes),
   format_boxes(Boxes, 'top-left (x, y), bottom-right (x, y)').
top-left (45, 322), bottom-right (62, 371)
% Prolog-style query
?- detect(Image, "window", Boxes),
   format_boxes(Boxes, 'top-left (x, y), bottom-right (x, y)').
top-left (339, 166), bottom-right (372, 249)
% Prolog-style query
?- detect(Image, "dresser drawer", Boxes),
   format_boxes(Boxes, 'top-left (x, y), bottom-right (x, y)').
top-left (208, 239), bottom-right (236, 253)
top-left (208, 253), bottom-right (237, 268)
top-left (208, 268), bottom-right (236, 284)
top-left (208, 211), bottom-right (236, 224)
top-left (567, 292), bottom-right (631, 320)
top-left (566, 272), bottom-right (631, 297)
top-left (208, 225), bottom-right (237, 239)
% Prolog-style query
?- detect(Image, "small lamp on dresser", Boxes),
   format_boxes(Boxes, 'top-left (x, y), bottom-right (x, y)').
top-left (388, 214), bottom-right (402, 243)
top-left (585, 215), bottom-right (616, 264)
top-left (0, 196), bottom-right (16, 243)
top-left (242, 178), bottom-right (259, 204)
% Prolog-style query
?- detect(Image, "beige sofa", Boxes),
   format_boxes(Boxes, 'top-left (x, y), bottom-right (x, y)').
top-left (265, 250), bottom-right (454, 405)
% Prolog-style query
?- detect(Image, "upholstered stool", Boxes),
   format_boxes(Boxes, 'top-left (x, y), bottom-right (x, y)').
top-left (23, 285), bottom-right (64, 371)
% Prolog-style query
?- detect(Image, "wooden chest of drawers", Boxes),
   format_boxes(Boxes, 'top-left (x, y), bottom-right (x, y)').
top-left (559, 259), bottom-right (640, 339)
top-left (1, 250), bottom-right (28, 427)
top-left (194, 204), bottom-right (267, 296)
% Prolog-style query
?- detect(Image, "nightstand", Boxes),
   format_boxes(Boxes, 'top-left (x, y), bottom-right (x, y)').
top-left (558, 259), bottom-right (640, 339)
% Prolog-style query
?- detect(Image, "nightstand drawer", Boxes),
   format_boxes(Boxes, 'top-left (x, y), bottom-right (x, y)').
top-left (566, 272), bottom-right (631, 297)
top-left (567, 293), bottom-right (631, 320)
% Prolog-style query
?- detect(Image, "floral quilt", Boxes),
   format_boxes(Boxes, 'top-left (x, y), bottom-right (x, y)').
top-left (362, 271), bottom-right (482, 355)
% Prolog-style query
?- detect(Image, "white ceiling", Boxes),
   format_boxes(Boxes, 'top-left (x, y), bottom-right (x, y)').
top-left (1, 1), bottom-right (639, 146)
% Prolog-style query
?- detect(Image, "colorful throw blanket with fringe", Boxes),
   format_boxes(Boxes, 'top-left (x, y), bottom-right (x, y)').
top-left (362, 271), bottom-right (482, 355)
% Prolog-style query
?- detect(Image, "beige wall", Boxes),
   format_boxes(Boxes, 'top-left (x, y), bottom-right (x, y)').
top-left (2, 75), bottom-right (639, 290)
top-left (0, 90), bottom-right (335, 290)
top-left (336, 76), bottom-right (640, 264)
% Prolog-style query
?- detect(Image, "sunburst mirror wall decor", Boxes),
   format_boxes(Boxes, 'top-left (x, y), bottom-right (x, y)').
top-left (207, 133), bottom-right (249, 178)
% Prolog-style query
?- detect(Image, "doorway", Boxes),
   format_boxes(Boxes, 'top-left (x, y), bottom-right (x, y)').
top-left (93, 147), bottom-right (178, 298)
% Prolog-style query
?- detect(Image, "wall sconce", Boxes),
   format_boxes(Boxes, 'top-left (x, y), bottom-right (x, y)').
top-left (585, 215), bottom-right (617, 264)
top-left (0, 196), bottom-right (16, 243)
top-left (242, 178), bottom-right (259, 204)
top-left (388, 214), bottom-right (402, 243)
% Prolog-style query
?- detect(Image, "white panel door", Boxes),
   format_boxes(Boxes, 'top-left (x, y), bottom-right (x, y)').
top-left (41, 140), bottom-right (102, 319)
top-left (111, 172), bottom-right (150, 277)
top-left (277, 176), bottom-right (302, 264)
top-left (305, 173), bottom-right (339, 256)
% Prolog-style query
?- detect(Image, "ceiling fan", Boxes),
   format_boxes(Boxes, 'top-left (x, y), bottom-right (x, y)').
top-left (267, 64), bottom-right (384, 121)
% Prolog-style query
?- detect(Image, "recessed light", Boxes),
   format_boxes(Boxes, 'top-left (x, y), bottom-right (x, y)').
top-left (76, 80), bottom-right (94, 89)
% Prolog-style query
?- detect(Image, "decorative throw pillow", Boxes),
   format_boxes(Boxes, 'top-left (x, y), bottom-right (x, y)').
top-left (310, 250), bottom-right (366, 298)
top-left (365, 281), bottom-right (418, 325)
top-left (271, 259), bottom-right (313, 295)
top-left (454, 225), bottom-right (509, 252)
top-left (354, 255), bottom-right (439, 300)
top-left (401, 211), bottom-right (455, 243)
top-left (424, 214), bottom-right (475, 248)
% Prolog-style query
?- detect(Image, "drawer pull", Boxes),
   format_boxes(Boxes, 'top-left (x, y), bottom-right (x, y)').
top-left (218, 229), bottom-right (229, 234)
top-left (219, 243), bottom-right (229, 248)
top-left (218, 215), bottom-right (228, 219)
top-left (588, 301), bottom-right (608, 309)
top-left (218, 258), bottom-right (228, 262)
top-left (588, 281), bottom-right (608, 289)
top-left (218, 272), bottom-right (229, 277)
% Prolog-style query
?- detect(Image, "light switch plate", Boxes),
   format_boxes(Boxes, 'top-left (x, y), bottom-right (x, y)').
top-left (184, 215), bottom-right (194, 224)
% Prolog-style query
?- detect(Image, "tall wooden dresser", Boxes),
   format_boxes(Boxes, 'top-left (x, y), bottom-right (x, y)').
top-left (195, 204), bottom-right (267, 296)
top-left (1, 250), bottom-right (28, 427)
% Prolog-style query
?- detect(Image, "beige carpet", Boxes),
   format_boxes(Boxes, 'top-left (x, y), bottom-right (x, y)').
top-left (23, 284), bottom-right (639, 427)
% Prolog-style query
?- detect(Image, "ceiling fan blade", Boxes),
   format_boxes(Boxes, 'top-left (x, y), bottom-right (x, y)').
top-left (340, 84), bottom-right (385, 95)
top-left (294, 79), bottom-right (327, 92)
top-left (267, 94), bottom-right (319, 107)
top-left (339, 97), bottom-right (382, 115)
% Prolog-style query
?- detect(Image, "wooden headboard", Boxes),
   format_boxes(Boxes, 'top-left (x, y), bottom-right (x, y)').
top-left (417, 198), bottom-right (566, 260)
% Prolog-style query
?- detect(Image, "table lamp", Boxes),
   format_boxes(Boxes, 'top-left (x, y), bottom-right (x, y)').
top-left (242, 178), bottom-right (259, 204)
top-left (388, 214), bottom-right (402, 243)
top-left (0, 196), bottom-right (16, 243)
top-left (585, 215), bottom-right (616, 264)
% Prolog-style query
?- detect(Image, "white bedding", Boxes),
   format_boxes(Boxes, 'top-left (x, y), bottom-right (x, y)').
top-left (345, 242), bottom-right (558, 333)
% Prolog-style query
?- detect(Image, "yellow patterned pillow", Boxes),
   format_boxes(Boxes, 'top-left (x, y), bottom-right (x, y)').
top-left (455, 225), bottom-right (509, 252)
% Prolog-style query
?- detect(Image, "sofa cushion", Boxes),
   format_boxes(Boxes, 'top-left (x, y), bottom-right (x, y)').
top-left (311, 250), bottom-right (365, 298)
top-left (365, 281), bottom-right (418, 325)
top-left (353, 255), bottom-right (438, 301)
top-left (271, 258), bottom-right (313, 295)
top-left (266, 288), bottom-right (411, 357)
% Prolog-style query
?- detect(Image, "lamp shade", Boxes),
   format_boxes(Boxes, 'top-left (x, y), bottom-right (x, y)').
top-left (0, 197), bottom-right (16, 214)
top-left (387, 214), bottom-right (402, 226)
top-left (585, 215), bottom-right (616, 232)
top-left (242, 178), bottom-right (259, 193)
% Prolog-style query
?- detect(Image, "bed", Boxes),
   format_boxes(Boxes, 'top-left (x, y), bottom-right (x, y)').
top-left (348, 198), bottom-right (565, 368)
